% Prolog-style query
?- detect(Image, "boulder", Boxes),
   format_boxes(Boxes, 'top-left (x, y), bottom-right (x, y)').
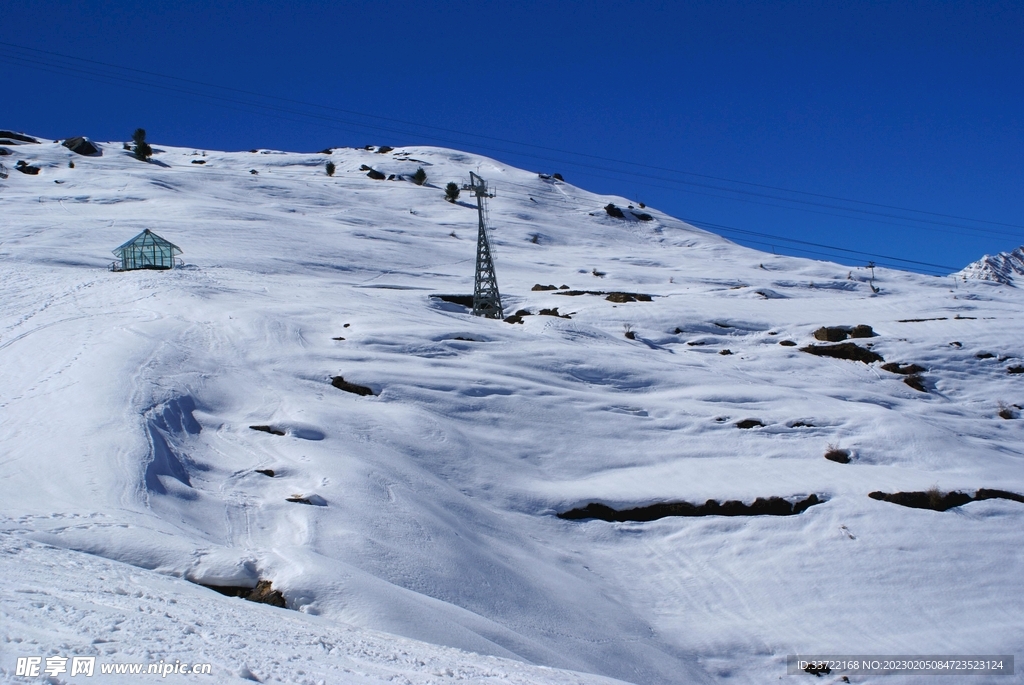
top-left (62, 137), bottom-right (101, 156)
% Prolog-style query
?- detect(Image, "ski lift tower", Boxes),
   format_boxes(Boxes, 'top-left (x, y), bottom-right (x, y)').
top-left (463, 172), bottom-right (504, 319)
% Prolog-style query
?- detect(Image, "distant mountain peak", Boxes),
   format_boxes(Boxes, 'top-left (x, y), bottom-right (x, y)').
top-left (956, 246), bottom-right (1024, 286)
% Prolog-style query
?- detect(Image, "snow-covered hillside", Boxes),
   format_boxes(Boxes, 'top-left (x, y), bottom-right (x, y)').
top-left (957, 246), bottom-right (1024, 287)
top-left (1, 136), bottom-right (1022, 684)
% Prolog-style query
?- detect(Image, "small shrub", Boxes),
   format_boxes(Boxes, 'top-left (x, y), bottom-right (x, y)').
top-left (623, 324), bottom-right (635, 339)
top-left (412, 167), bottom-right (427, 186)
top-left (325, 161), bottom-right (335, 176)
top-left (132, 128), bottom-right (152, 161)
top-left (444, 181), bottom-right (460, 202)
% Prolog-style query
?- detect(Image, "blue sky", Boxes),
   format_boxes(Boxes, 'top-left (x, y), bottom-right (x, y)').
top-left (3, 1), bottom-right (1022, 275)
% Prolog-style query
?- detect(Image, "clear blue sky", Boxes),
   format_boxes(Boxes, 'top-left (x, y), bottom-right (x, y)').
top-left (4, 1), bottom-right (1022, 275)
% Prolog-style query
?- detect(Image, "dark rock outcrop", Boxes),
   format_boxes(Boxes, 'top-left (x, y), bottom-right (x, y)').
top-left (559, 494), bottom-right (823, 522)
top-left (62, 137), bottom-right (100, 156)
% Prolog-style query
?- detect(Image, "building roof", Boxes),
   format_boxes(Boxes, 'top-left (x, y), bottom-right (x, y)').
top-left (112, 229), bottom-right (182, 257)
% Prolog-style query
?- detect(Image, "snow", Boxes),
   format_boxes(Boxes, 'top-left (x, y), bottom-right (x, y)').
top-left (1, 139), bottom-right (1023, 684)
top-left (957, 246), bottom-right (1024, 287)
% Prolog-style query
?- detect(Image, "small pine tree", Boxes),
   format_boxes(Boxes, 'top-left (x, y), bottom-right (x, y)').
top-left (412, 167), bottom-right (427, 186)
top-left (444, 181), bottom-right (460, 202)
top-left (132, 128), bottom-right (152, 161)
top-left (325, 161), bottom-right (336, 176)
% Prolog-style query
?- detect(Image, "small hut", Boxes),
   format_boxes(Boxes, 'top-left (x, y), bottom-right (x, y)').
top-left (111, 229), bottom-right (182, 271)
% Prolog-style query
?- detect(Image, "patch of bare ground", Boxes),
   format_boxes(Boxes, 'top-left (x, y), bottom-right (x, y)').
top-left (558, 494), bottom-right (823, 521)
top-left (197, 580), bottom-right (287, 608)
top-left (554, 290), bottom-right (653, 302)
top-left (868, 488), bottom-right (1024, 512)
top-left (250, 425), bottom-right (285, 436)
top-left (331, 376), bottom-right (374, 396)
top-left (800, 342), bottom-right (883, 364)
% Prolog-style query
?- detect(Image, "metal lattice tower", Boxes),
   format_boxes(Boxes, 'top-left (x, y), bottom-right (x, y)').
top-left (463, 172), bottom-right (504, 319)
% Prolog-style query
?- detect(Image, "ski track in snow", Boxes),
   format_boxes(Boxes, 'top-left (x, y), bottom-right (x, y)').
top-left (1, 140), bottom-right (1023, 684)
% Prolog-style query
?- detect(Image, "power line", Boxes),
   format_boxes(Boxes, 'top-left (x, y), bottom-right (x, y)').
top-left (0, 43), bottom-right (1008, 275)
top-left (1, 39), bottom-right (1019, 234)
top-left (1, 40), bottom-right (1018, 240)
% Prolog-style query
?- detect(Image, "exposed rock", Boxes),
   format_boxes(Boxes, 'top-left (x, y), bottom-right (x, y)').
top-left (248, 580), bottom-right (287, 607)
top-left (736, 419), bottom-right (763, 429)
top-left (824, 448), bottom-right (851, 463)
top-left (800, 342), bottom-right (883, 364)
top-left (62, 136), bottom-right (100, 156)
top-left (558, 494), bottom-right (822, 522)
top-left (813, 326), bottom-right (848, 342)
top-left (286, 494), bottom-right (327, 506)
top-left (779, 340), bottom-right (797, 346)
top-left (366, 169), bottom-right (386, 180)
top-left (199, 579), bottom-right (286, 608)
top-left (881, 362), bottom-right (926, 375)
top-left (431, 294), bottom-right (474, 308)
top-left (250, 425), bottom-right (285, 436)
top-left (331, 376), bottom-right (374, 396)
top-left (0, 130), bottom-right (40, 144)
top-left (14, 161), bottom-right (40, 175)
top-left (867, 488), bottom-right (1024, 511)
top-left (255, 469), bottom-right (275, 477)
top-left (604, 203), bottom-right (625, 218)
top-left (553, 290), bottom-right (653, 302)
top-left (813, 325), bottom-right (874, 341)
top-left (956, 246), bottom-right (1024, 286)
top-left (532, 284), bottom-right (559, 291)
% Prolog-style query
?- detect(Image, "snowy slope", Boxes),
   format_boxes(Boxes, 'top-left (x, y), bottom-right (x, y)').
top-left (956, 246), bottom-right (1024, 287)
top-left (1, 137), bottom-right (1023, 685)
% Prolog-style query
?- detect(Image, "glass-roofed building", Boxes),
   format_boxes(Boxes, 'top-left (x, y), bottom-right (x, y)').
top-left (111, 229), bottom-right (182, 271)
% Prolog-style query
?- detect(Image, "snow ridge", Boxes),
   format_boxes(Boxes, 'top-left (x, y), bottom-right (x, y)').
top-left (955, 245), bottom-right (1024, 286)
